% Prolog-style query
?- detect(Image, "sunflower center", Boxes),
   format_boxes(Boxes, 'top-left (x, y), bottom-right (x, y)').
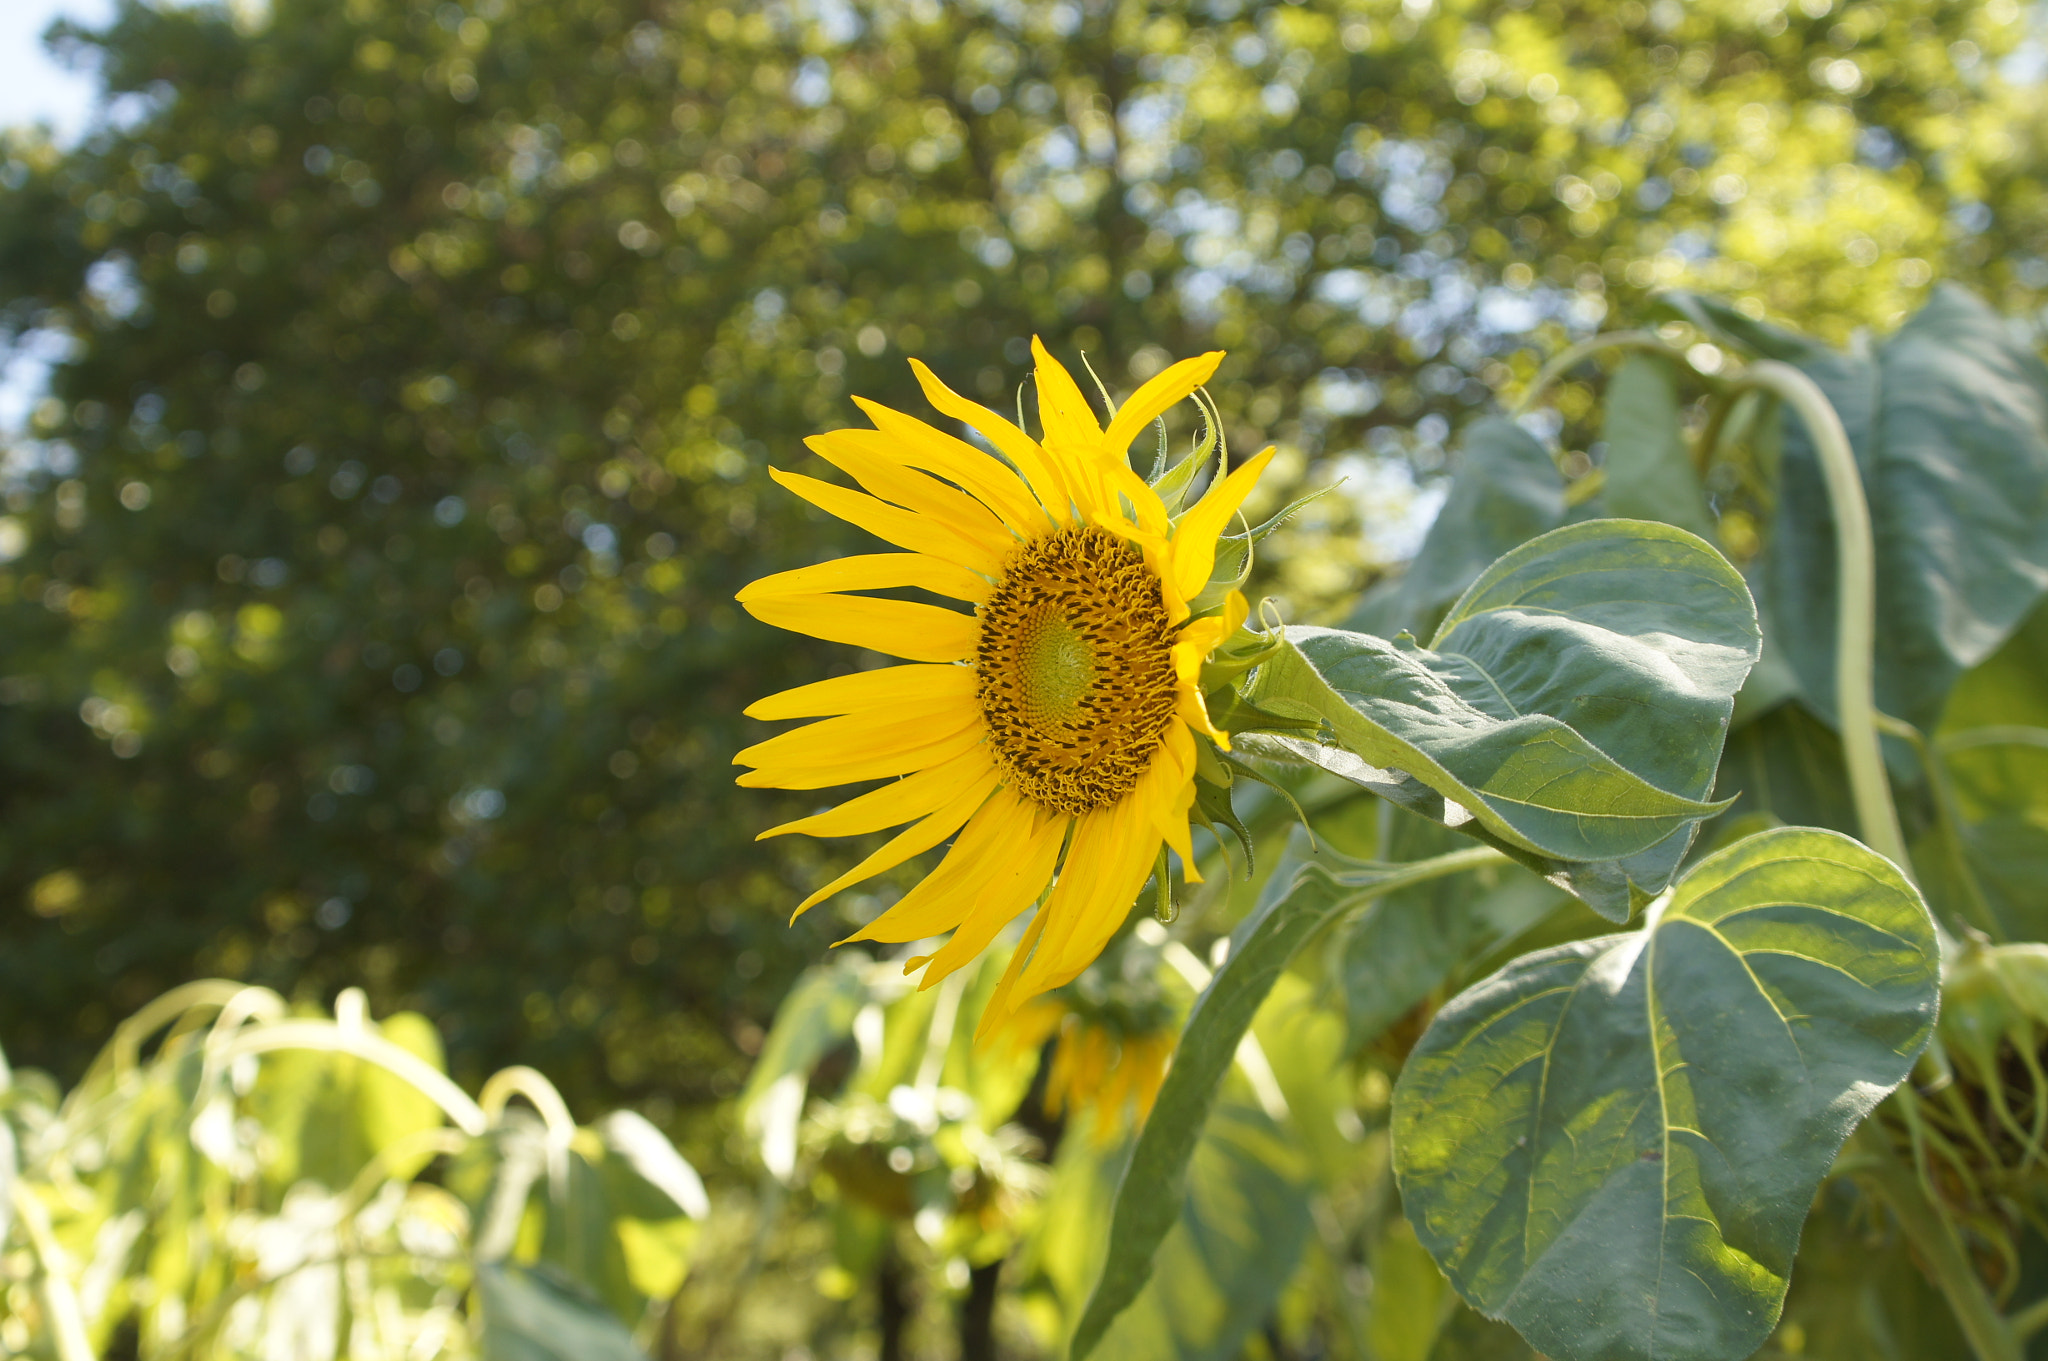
top-left (975, 526), bottom-right (1180, 816)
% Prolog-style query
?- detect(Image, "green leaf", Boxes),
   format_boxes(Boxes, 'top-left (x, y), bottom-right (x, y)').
top-left (1600, 354), bottom-right (1718, 542)
top-left (1086, 1097), bottom-right (1315, 1361)
top-left (1248, 520), bottom-right (1759, 917)
top-left (1070, 841), bottom-right (1500, 1360)
top-left (595, 1110), bottom-right (710, 1221)
top-left (1668, 285), bottom-right (2048, 733)
top-left (739, 957), bottom-right (871, 1177)
top-left (738, 957), bottom-right (870, 1110)
top-left (1941, 595), bottom-right (2048, 736)
top-left (1346, 416), bottom-right (1564, 640)
top-left (474, 1262), bottom-right (649, 1361)
top-left (1929, 727), bottom-right (2048, 942)
top-left (1368, 1214), bottom-right (1454, 1361)
top-left (246, 1007), bottom-right (448, 1193)
top-left (1393, 827), bottom-right (1939, 1361)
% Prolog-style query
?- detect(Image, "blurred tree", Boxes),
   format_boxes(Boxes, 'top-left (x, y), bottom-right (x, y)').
top-left (0, 0), bottom-right (2039, 1165)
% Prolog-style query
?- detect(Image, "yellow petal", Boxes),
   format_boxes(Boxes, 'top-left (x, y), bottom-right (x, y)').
top-left (1029, 336), bottom-right (1106, 444)
top-left (850, 397), bottom-right (1056, 535)
top-left (769, 467), bottom-right (1005, 576)
top-left (1170, 446), bottom-right (1277, 604)
top-left (1176, 683), bottom-right (1229, 750)
top-left (843, 785), bottom-right (1056, 942)
top-left (912, 811), bottom-right (1066, 985)
top-left (756, 743), bottom-right (995, 839)
top-left (736, 721), bottom-right (984, 790)
top-left (909, 359), bottom-right (1075, 521)
top-left (1015, 795), bottom-right (1158, 1001)
top-left (741, 593), bottom-right (979, 663)
top-left (805, 432), bottom-right (1014, 552)
top-left (1171, 588), bottom-right (1249, 659)
top-left (789, 769), bottom-right (1000, 918)
top-left (1100, 351), bottom-right (1224, 460)
top-left (1087, 450), bottom-right (1171, 538)
top-left (977, 904), bottom-right (1053, 1042)
top-left (745, 662), bottom-right (976, 721)
top-left (739, 553), bottom-right (990, 606)
top-left (1145, 724), bottom-right (1201, 878)
top-left (1029, 337), bottom-right (1113, 521)
top-left (734, 700), bottom-right (979, 773)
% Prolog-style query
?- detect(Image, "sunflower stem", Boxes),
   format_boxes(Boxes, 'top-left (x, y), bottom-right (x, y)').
top-left (1510, 329), bottom-right (1695, 419)
top-left (1739, 361), bottom-right (1913, 880)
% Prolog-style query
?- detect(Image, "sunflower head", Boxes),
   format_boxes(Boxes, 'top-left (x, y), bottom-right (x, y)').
top-left (736, 340), bottom-right (1274, 1033)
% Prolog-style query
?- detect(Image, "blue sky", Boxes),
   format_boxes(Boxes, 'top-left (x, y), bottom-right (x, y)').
top-left (0, 0), bottom-right (111, 145)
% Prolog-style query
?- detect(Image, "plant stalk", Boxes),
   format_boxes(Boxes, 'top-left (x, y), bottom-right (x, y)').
top-left (1739, 361), bottom-right (1912, 876)
top-left (1855, 1131), bottom-right (2022, 1361)
top-left (1509, 329), bottom-right (1690, 418)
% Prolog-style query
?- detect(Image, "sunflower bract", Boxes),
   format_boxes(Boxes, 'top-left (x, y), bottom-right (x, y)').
top-left (736, 340), bottom-right (1274, 1033)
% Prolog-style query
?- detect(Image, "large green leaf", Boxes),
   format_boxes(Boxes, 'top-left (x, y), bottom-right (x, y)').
top-left (1929, 727), bottom-right (2048, 942)
top-left (1393, 827), bottom-right (1939, 1361)
top-left (1248, 519), bottom-right (1759, 919)
top-left (1346, 416), bottom-right (1564, 640)
top-left (1599, 354), bottom-right (1718, 543)
top-left (1069, 843), bottom-right (1501, 1361)
top-left (1665, 285), bottom-right (2048, 733)
top-left (1941, 595), bottom-right (2048, 736)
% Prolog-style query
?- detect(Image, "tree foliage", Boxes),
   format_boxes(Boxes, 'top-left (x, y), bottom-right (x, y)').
top-left (2, 1), bottom-right (2047, 1356)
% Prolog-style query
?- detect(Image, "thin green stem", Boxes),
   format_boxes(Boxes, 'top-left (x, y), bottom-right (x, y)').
top-left (1739, 361), bottom-right (1912, 877)
top-left (1509, 330), bottom-right (1692, 418)
top-left (2011, 1294), bottom-right (2048, 1342)
top-left (1854, 1129), bottom-right (2022, 1361)
top-left (12, 1183), bottom-right (96, 1361)
top-left (1326, 845), bottom-right (1509, 900)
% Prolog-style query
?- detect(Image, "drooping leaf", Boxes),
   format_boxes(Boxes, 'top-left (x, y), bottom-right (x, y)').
top-left (1247, 520), bottom-right (1759, 918)
top-left (1599, 354), bottom-right (1718, 542)
top-left (474, 1262), bottom-right (649, 1361)
top-left (1393, 827), bottom-right (1939, 1361)
top-left (1070, 839), bottom-right (1500, 1360)
top-left (595, 1110), bottom-right (710, 1221)
top-left (246, 1007), bottom-right (448, 1194)
top-left (1346, 416), bottom-right (1564, 640)
top-left (1666, 285), bottom-right (2048, 733)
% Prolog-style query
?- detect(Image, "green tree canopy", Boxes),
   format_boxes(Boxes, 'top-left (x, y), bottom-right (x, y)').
top-left (0, 0), bottom-right (2039, 1153)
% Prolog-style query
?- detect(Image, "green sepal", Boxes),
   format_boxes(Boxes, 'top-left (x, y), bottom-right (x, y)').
top-left (1193, 773), bottom-right (1256, 877)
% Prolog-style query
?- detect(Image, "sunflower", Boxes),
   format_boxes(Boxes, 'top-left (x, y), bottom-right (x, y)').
top-left (736, 339), bottom-right (1273, 1033)
top-left (1004, 998), bottom-right (1177, 1141)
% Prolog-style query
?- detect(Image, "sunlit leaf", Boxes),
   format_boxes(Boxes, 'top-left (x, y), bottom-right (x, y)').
top-left (1394, 827), bottom-right (1939, 1361)
top-left (1249, 519), bottom-right (1758, 918)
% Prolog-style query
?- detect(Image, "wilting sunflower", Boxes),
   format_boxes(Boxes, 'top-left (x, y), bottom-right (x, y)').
top-left (1004, 998), bottom-right (1177, 1141)
top-left (736, 339), bottom-right (1272, 1032)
